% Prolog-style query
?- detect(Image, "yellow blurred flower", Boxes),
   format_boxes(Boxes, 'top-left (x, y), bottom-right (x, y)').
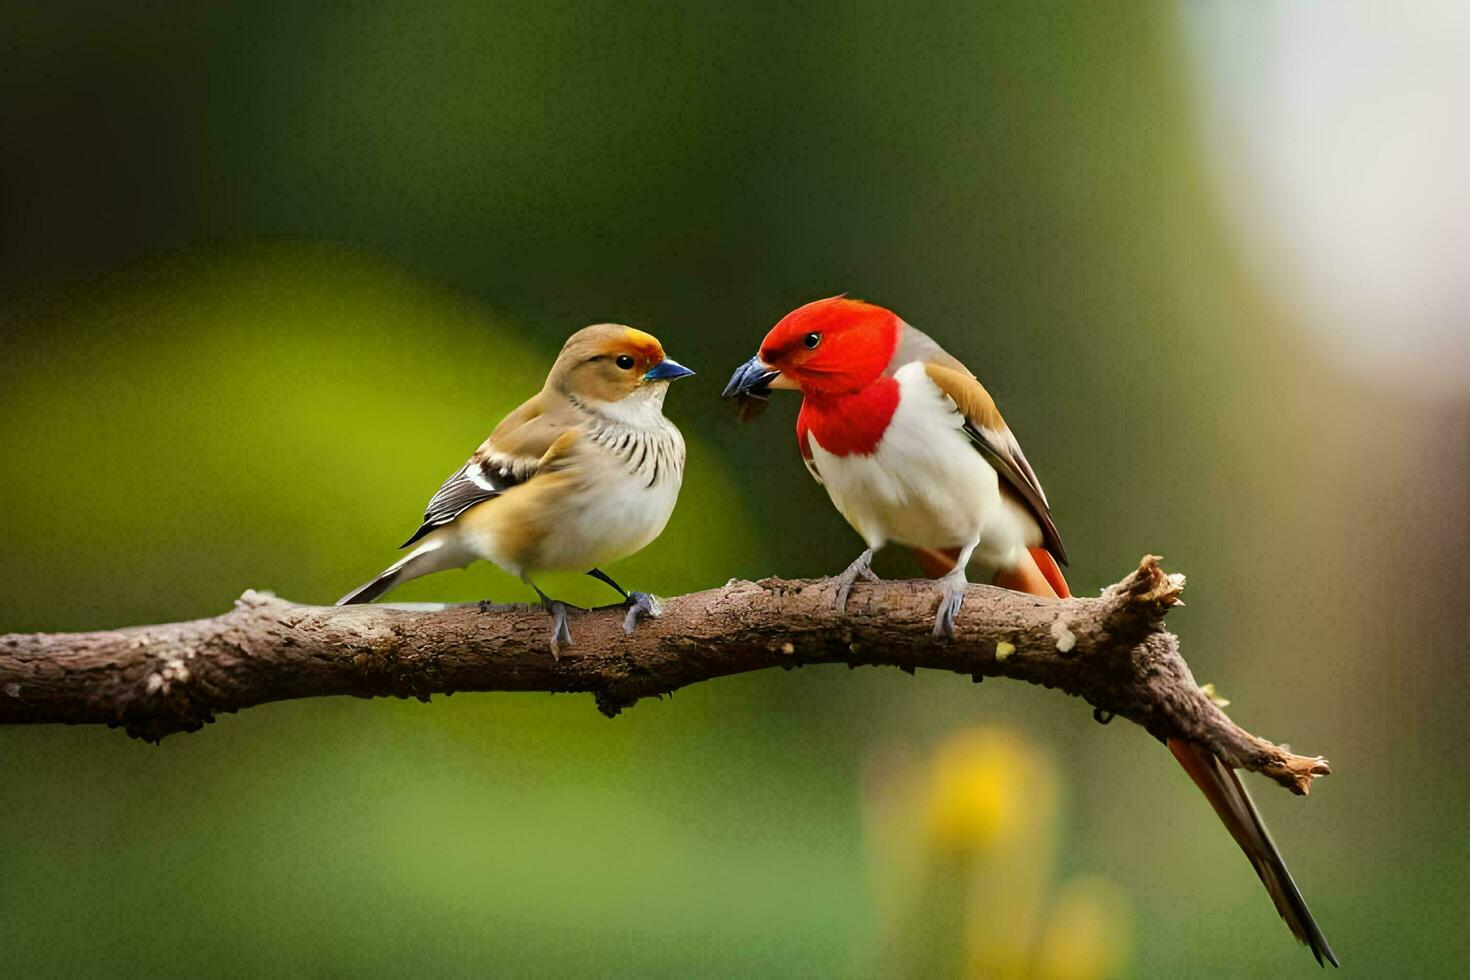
top-left (865, 727), bottom-right (1132, 979)
top-left (1033, 877), bottom-right (1133, 980)
top-left (924, 728), bottom-right (1051, 857)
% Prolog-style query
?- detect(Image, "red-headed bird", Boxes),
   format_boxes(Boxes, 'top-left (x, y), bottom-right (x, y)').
top-left (723, 296), bottom-right (1337, 967)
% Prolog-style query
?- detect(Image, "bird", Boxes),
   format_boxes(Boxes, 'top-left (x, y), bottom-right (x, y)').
top-left (723, 295), bottom-right (1338, 967)
top-left (339, 323), bottom-right (694, 657)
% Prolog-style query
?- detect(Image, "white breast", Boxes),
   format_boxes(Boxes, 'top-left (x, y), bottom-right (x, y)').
top-left (807, 362), bottom-right (1033, 575)
top-left (449, 414), bottom-right (686, 578)
top-left (532, 422), bottom-right (685, 573)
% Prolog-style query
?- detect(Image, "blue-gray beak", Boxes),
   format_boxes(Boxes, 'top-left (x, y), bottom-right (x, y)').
top-left (721, 355), bottom-right (780, 399)
top-left (644, 359), bottom-right (695, 382)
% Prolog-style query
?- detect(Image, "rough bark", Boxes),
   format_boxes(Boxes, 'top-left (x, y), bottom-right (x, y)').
top-left (0, 556), bottom-right (1330, 794)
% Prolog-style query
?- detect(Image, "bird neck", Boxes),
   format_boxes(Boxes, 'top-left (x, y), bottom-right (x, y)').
top-left (574, 384), bottom-right (669, 428)
top-left (798, 376), bottom-right (901, 457)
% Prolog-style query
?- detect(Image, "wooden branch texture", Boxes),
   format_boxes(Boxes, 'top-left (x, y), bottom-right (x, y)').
top-left (0, 557), bottom-right (1329, 794)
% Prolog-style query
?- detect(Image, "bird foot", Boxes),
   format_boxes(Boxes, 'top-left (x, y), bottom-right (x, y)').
top-left (833, 548), bottom-right (880, 612)
top-left (479, 595), bottom-right (578, 658)
top-left (932, 574), bottom-right (967, 640)
top-left (621, 591), bottom-right (663, 634)
top-left (544, 600), bottom-right (575, 659)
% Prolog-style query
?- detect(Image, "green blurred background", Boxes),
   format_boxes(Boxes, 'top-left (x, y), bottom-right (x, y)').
top-left (3, 2), bottom-right (1467, 976)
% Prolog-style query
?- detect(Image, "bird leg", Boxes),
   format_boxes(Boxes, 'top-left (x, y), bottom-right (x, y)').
top-left (524, 579), bottom-right (577, 658)
top-left (618, 592), bottom-right (662, 634)
top-left (932, 540), bottom-right (979, 640)
top-left (832, 548), bottom-right (881, 612)
top-left (586, 568), bottom-right (664, 635)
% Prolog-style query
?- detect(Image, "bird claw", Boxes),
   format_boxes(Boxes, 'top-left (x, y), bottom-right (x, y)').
top-left (544, 600), bottom-right (575, 659)
top-left (933, 588), bottom-right (964, 640)
top-left (622, 591), bottom-right (663, 634)
top-left (833, 549), bottom-right (880, 612)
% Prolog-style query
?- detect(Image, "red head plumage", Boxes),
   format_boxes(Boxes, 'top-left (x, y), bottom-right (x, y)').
top-left (759, 296), bottom-right (902, 396)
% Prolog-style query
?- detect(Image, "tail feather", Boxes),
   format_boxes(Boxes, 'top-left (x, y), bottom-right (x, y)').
top-left (1028, 547), bottom-right (1070, 598)
top-left (1168, 738), bottom-right (1339, 967)
top-left (991, 547), bottom-right (1068, 599)
top-left (912, 547), bottom-right (1071, 601)
top-left (337, 567), bottom-right (406, 605)
top-left (337, 539), bottom-right (455, 606)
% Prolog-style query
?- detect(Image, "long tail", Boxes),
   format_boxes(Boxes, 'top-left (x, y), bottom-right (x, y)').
top-left (337, 539), bottom-right (457, 605)
top-left (1169, 738), bottom-right (1339, 967)
top-left (922, 545), bottom-right (1338, 965)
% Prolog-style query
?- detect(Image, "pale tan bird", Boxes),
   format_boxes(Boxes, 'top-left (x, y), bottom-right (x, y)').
top-left (338, 324), bottom-right (694, 655)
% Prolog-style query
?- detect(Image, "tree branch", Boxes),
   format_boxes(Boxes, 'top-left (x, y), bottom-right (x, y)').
top-left (0, 556), bottom-right (1329, 794)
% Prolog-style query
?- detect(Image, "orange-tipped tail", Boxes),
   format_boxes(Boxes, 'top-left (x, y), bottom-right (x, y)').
top-left (913, 546), bottom-right (1071, 600)
top-left (991, 547), bottom-right (1071, 599)
top-left (1028, 547), bottom-right (1070, 598)
top-left (1168, 738), bottom-right (1339, 967)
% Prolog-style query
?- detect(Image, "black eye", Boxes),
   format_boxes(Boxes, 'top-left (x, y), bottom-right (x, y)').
top-left (803, 332), bottom-right (821, 350)
top-left (616, 354), bottom-right (636, 370)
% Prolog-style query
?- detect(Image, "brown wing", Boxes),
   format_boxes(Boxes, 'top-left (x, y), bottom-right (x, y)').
top-left (921, 361), bottom-right (1069, 566)
top-left (400, 391), bottom-right (580, 548)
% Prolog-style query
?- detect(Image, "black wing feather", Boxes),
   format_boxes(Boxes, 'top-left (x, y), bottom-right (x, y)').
top-left (399, 458), bottom-right (527, 548)
top-left (961, 421), bottom-right (1069, 566)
